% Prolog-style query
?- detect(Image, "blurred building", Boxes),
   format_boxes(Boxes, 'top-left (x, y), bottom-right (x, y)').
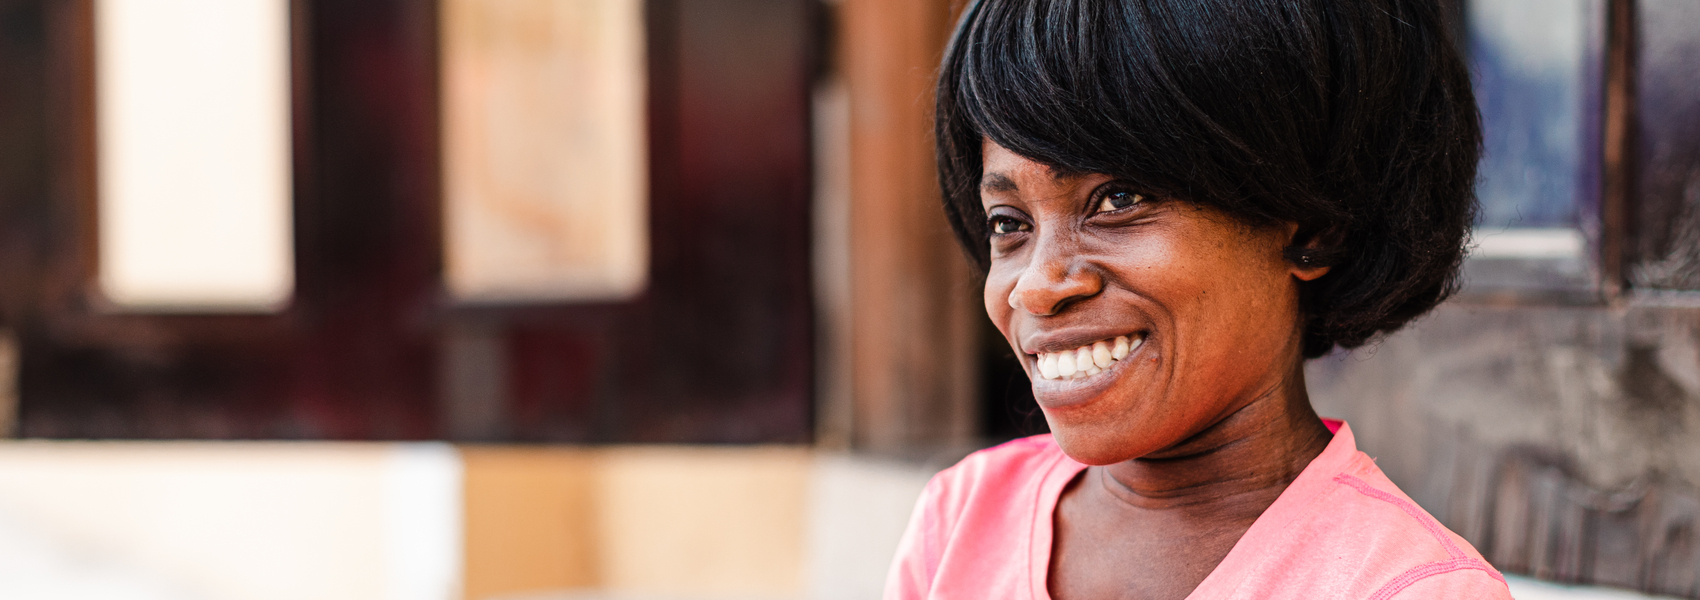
top-left (0, 0), bottom-right (1694, 598)
top-left (1310, 0), bottom-right (1700, 595)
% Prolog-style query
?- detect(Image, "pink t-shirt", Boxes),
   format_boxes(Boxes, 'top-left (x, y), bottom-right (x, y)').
top-left (885, 420), bottom-right (1511, 599)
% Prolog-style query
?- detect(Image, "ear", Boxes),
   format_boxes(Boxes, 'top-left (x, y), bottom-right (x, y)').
top-left (1283, 222), bottom-right (1337, 282)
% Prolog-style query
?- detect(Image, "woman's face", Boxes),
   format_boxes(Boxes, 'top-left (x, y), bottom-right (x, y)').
top-left (980, 140), bottom-right (1326, 465)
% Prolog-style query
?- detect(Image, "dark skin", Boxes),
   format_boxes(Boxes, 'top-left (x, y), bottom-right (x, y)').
top-left (979, 141), bottom-right (1335, 600)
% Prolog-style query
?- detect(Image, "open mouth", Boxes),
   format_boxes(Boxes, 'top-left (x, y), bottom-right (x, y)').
top-left (1031, 334), bottom-right (1145, 381)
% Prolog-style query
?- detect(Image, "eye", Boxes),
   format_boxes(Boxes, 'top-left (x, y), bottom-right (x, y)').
top-left (988, 215), bottom-right (1030, 235)
top-left (1095, 189), bottom-right (1144, 214)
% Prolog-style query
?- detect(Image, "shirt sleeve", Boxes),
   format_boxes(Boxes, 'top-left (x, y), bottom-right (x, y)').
top-left (1386, 568), bottom-right (1514, 599)
top-left (884, 476), bottom-right (943, 600)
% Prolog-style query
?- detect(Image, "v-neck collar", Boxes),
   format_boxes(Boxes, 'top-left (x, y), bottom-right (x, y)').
top-left (1027, 419), bottom-right (1355, 600)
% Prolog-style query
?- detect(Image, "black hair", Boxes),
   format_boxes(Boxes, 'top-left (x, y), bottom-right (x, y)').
top-left (936, 0), bottom-right (1482, 358)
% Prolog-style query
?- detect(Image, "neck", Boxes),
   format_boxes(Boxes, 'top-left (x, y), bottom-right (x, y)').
top-left (1095, 366), bottom-right (1332, 513)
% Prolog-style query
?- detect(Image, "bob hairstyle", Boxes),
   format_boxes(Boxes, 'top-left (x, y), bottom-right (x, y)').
top-left (936, 0), bottom-right (1483, 358)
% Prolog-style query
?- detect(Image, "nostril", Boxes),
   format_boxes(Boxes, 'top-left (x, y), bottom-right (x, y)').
top-left (1009, 264), bottom-right (1101, 316)
top-left (1009, 286), bottom-right (1061, 316)
top-left (1007, 290), bottom-right (1036, 313)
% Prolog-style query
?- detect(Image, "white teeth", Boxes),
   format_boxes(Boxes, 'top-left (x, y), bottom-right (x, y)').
top-left (1039, 353), bottom-right (1059, 380)
top-left (1032, 334), bottom-right (1143, 381)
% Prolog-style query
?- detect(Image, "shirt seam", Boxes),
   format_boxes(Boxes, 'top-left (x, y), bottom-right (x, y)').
top-left (1333, 472), bottom-right (1466, 559)
top-left (1334, 472), bottom-right (1508, 598)
top-left (1366, 557), bottom-right (1507, 600)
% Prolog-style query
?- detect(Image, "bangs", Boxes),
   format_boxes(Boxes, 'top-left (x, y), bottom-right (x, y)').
top-left (935, 0), bottom-right (1482, 357)
top-left (937, 0), bottom-right (1339, 263)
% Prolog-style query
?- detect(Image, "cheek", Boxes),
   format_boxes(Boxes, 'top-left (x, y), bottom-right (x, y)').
top-left (1099, 234), bottom-right (1205, 300)
top-left (1100, 226), bottom-right (1294, 344)
top-left (982, 267), bottom-right (1018, 326)
top-left (1163, 237), bottom-right (1300, 361)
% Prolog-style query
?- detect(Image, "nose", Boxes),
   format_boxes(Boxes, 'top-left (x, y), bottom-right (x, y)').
top-left (1007, 238), bottom-right (1102, 316)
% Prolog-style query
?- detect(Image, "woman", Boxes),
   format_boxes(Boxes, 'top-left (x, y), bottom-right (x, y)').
top-left (886, 0), bottom-right (1509, 598)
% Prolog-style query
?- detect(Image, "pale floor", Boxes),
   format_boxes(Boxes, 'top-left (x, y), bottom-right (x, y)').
top-left (1505, 575), bottom-right (1683, 600)
top-left (0, 443), bottom-right (1681, 600)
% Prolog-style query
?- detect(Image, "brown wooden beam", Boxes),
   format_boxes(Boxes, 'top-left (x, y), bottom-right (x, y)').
top-left (1600, 0), bottom-right (1635, 301)
top-left (839, 0), bottom-right (979, 454)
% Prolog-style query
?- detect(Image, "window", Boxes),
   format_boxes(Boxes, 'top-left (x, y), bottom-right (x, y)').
top-left (2, 0), bottom-right (815, 442)
top-left (1629, 0), bottom-right (1700, 293)
top-left (1461, 0), bottom-right (1604, 300)
top-left (440, 0), bottom-right (648, 303)
top-left (95, 0), bottom-right (294, 311)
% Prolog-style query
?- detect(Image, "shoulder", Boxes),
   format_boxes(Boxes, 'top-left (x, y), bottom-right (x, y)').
top-left (885, 435), bottom-right (1076, 600)
top-left (1325, 458), bottom-right (1511, 599)
top-left (1203, 423), bottom-right (1511, 599)
top-left (918, 434), bottom-right (1071, 527)
top-left (932, 434), bottom-right (1067, 492)
top-left (1381, 567), bottom-right (1516, 599)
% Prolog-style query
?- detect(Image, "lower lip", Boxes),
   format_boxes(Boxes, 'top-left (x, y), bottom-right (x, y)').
top-left (1027, 342), bottom-right (1143, 409)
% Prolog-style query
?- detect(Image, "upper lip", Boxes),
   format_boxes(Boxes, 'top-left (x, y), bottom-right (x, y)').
top-left (1020, 325), bottom-right (1145, 355)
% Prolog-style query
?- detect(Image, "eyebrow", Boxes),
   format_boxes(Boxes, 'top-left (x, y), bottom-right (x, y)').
top-left (1048, 165), bottom-right (1088, 180)
top-left (980, 173), bottom-right (1018, 193)
top-left (980, 165), bottom-right (1091, 194)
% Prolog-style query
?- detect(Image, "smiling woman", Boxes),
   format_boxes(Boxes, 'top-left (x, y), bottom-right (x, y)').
top-left (886, 1), bottom-right (1508, 599)
top-left (977, 146), bottom-right (1330, 468)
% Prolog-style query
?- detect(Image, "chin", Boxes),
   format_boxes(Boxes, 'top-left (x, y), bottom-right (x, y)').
top-left (1042, 414), bottom-right (1153, 466)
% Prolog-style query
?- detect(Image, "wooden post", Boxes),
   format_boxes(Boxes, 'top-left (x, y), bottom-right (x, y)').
top-left (1600, 0), bottom-right (1634, 302)
top-left (838, 0), bottom-right (979, 455)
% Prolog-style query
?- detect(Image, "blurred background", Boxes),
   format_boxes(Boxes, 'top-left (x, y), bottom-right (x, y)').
top-left (0, 0), bottom-right (1694, 598)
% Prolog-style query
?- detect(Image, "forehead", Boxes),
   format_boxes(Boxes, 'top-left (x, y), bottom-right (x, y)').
top-left (980, 140), bottom-right (1095, 197)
